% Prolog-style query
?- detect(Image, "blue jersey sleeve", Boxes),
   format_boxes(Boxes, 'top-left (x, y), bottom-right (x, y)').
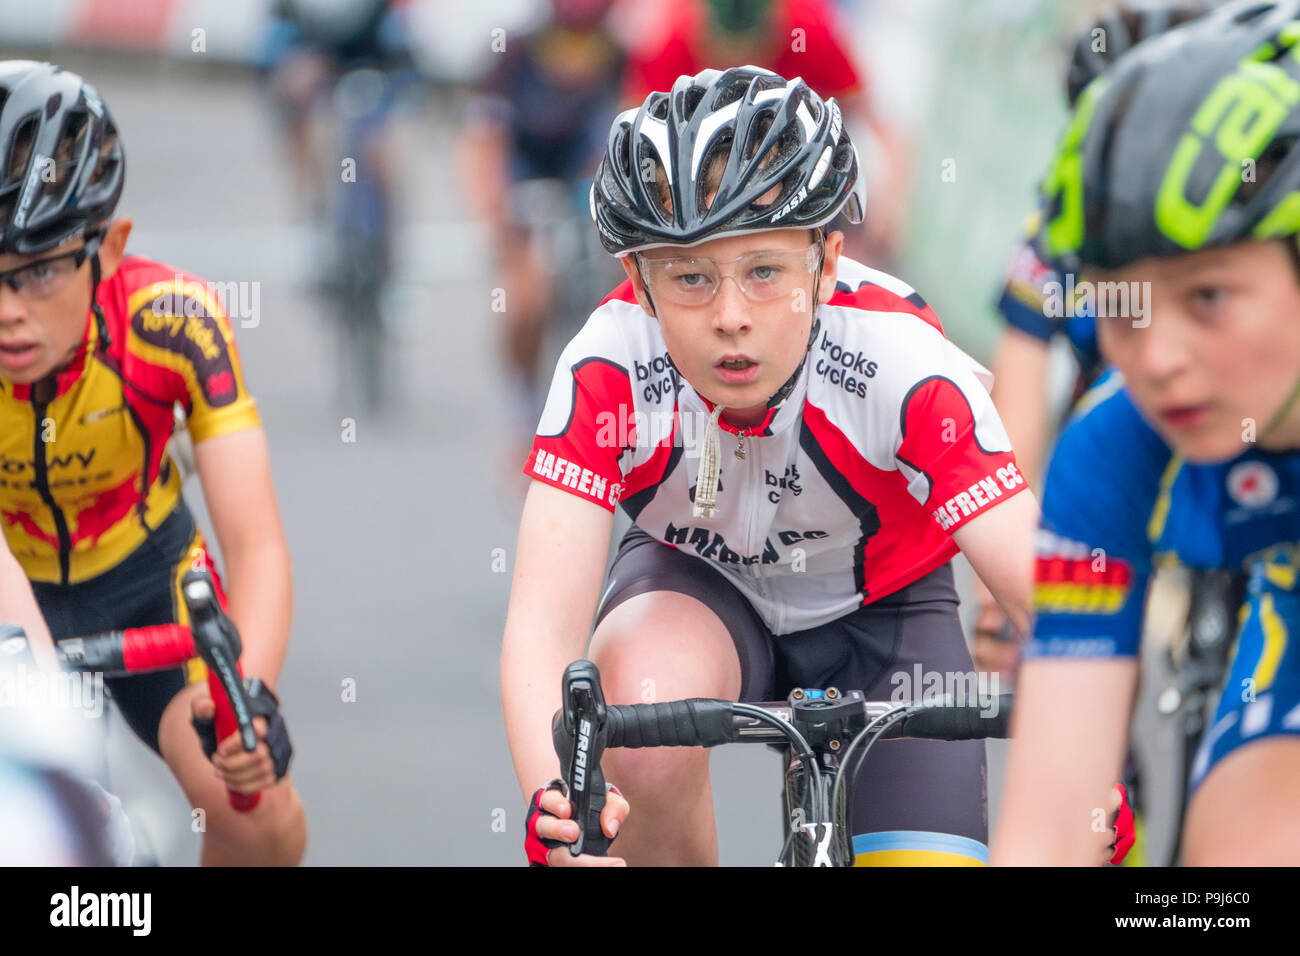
top-left (1026, 373), bottom-right (1173, 658)
top-left (996, 237), bottom-right (1058, 343)
top-left (996, 210), bottom-right (1062, 344)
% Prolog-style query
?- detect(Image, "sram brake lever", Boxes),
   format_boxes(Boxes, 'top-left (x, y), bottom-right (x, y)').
top-left (556, 660), bottom-right (609, 857)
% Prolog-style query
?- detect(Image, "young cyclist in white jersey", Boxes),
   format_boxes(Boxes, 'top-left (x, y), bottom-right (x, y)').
top-left (994, 0), bottom-right (1300, 864)
top-left (502, 66), bottom-right (1043, 866)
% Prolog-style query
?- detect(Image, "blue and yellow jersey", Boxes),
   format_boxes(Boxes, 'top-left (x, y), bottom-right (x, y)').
top-left (0, 255), bottom-right (260, 585)
top-left (1028, 369), bottom-right (1300, 659)
top-left (1027, 370), bottom-right (1300, 790)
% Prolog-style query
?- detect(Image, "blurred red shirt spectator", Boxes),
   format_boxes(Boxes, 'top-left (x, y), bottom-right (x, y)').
top-left (623, 0), bottom-right (865, 103)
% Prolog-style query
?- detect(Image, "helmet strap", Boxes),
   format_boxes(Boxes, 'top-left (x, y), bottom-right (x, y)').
top-left (1261, 366), bottom-right (1300, 446)
top-left (633, 254), bottom-right (658, 318)
top-left (86, 230), bottom-right (110, 352)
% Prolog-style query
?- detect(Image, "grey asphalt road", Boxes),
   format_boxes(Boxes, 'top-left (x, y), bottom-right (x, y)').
top-left (21, 54), bottom-right (1025, 867)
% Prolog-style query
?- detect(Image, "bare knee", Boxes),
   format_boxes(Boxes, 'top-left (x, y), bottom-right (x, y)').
top-left (1182, 738), bottom-right (1300, 865)
top-left (200, 784), bottom-right (307, 866)
top-left (589, 591), bottom-right (741, 707)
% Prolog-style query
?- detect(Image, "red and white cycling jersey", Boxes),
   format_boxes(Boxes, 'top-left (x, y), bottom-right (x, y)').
top-left (524, 257), bottom-right (1028, 634)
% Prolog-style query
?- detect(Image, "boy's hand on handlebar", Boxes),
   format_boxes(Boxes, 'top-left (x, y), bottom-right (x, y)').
top-left (1104, 783), bottom-right (1136, 865)
top-left (525, 780), bottom-right (629, 867)
top-left (971, 579), bottom-right (1021, 681)
top-left (190, 693), bottom-right (283, 795)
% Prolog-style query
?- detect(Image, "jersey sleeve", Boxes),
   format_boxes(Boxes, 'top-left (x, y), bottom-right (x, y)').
top-left (523, 311), bottom-right (636, 512)
top-left (126, 271), bottom-right (261, 444)
top-left (1025, 375), bottom-right (1168, 659)
top-left (996, 211), bottom-right (1061, 343)
top-left (894, 335), bottom-right (1029, 534)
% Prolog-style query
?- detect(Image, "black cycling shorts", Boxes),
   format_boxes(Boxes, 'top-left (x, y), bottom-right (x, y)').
top-left (33, 506), bottom-right (213, 757)
top-left (594, 524), bottom-right (990, 865)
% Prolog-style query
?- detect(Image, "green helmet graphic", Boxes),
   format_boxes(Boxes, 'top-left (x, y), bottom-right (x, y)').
top-left (1038, 0), bottom-right (1300, 272)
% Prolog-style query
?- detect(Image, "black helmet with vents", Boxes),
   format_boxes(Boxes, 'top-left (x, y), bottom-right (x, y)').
top-left (590, 66), bottom-right (865, 256)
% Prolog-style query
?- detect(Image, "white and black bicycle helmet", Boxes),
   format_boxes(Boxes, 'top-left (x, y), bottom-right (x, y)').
top-left (590, 66), bottom-right (865, 256)
top-left (0, 61), bottom-right (123, 257)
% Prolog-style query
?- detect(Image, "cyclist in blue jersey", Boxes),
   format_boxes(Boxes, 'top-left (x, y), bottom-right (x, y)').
top-left (994, 0), bottom-right (1300, 864)
top-left (976, 1), bottom-right (1210, 678)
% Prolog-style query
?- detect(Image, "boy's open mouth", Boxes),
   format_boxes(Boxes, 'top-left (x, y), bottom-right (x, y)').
top-left (0, 340), bottom-right (40, 370)
top-left (716, 355), bottom-right (760, 384)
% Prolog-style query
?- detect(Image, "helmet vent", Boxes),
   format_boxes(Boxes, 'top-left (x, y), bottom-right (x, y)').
top-left (1241, 135), bottom-right (1298, 202)
top-left (682, 85), bottom-right (705, 121)
top-left (831, 140), bottom-right (854, 172)
top-left (741, 110), bottom-right (776, 167)
top-left (1231, 2), bottom-right (1274, 25)
top-left (713, 74), bottom-right (750, 110)
top-left (56, 111), bottom-right (88, 178)
top-left (698, 133), bottom-right (734, 213)
top-left (613, 125), bottom-right (633, 179)
top-left (6, 116), bottom-right (37, 183)
top-left (88, 122), bottom-right (120, 190)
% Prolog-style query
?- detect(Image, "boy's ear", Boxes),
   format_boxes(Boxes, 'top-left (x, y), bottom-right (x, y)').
top-left (620, 255), bottom-right (657, 317)
top-left (818, 229), bottom-right (844, 302)
top-left (94, 218), bottom-right (133, 280)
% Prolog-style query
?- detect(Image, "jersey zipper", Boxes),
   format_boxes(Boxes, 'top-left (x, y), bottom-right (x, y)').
top-left (30, 396), bottom-right (73, 586)
top-left (741, 429), bottom-right (763, 577)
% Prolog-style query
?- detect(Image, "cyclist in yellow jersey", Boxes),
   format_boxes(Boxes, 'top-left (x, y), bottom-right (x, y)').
top-left (0, 61), bottom-right (305, 865)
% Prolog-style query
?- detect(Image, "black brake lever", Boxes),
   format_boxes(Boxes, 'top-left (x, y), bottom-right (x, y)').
top-left (181, 569), bottom-right (257, 753)
top-left (554, 660), bottom-right (609, 857)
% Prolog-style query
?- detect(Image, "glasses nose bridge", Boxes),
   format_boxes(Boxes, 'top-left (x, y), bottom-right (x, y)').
top-left (0, 276), bottom-right (27, 315)
top-left (718, 270), bottom-right (748, 299)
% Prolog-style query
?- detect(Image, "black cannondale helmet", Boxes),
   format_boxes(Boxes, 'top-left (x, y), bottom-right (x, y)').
top-left (590, 66), bottom-right (865, 256)
top-left (1038, 0), bottom-right (1300, 273)
top-left (0, 61), bottom-right (124, 255)
top-left (1066, 1), bottom-right (1213, 106)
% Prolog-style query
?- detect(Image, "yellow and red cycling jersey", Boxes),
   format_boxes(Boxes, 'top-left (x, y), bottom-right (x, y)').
top-left (0, 255), bottom-right (260, 585)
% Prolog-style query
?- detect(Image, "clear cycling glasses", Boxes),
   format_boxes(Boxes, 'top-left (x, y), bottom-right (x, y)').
top-left (637, 241), bottom-right (822, 307)
top-left (0, 246), bottom-right (93, 301)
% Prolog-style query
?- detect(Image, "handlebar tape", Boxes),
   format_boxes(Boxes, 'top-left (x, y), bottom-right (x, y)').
top-left (897, 695), bottom-right (1015, 740)
top-left (603, 700), bottom-right (735, 749)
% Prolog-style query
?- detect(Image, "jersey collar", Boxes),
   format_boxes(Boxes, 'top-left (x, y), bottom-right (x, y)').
top-left (695, 356), bottom-right (809, 437)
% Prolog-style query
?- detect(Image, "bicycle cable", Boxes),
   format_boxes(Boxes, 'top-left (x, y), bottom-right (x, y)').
top-left (829, 704), bottom-right (911, 837)
top-left (731, 701), bottom-right (824, 822)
